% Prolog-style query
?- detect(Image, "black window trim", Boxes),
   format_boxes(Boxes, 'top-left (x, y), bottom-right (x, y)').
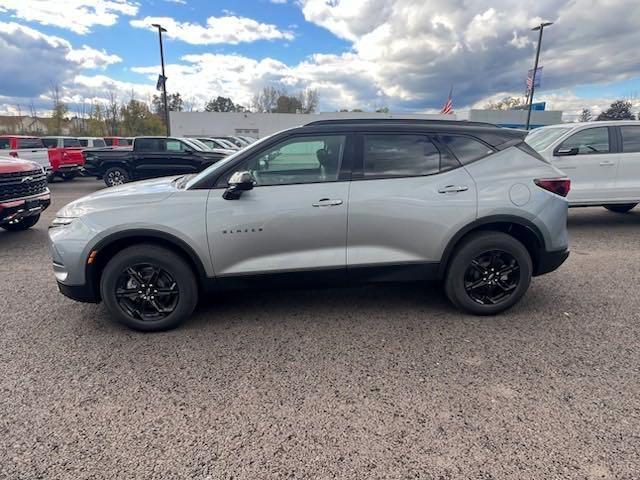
top-left (553, 126), bottom-right (615, 156)
top-left (434, 133), bottom-right (497, 168)
top-left (211, 132), bottom-right (355, 189)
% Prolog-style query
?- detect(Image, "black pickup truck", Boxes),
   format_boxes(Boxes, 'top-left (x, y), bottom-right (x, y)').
top-left (83, 137), bottom-right (231, 186)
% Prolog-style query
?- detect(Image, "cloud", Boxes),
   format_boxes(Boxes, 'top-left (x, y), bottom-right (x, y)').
top-left (0, 0), bottom-right (138, 35)
top-left (129, 15), bottom-right (294, 45)
top-left (0, 22), bottom-right (122, 99)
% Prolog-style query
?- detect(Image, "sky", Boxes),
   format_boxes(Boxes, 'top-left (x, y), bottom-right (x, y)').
top-left (1, 0), bottom-right (639, 120)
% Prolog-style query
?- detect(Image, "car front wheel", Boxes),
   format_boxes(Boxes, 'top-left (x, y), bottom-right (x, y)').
top-left (445, 231), bottom-right (532, 315)
top-left (604, 203), bottom-right (637, 213)
top-left (104, 166), bottom-right (129, 187)
top-left (100, 244), bottom-right (198, 331)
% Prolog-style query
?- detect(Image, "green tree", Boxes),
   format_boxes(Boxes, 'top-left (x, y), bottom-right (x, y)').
top-left (151, 93), bottom-right (184, 115)
top-left (121, 99), bottom-right (164, 136)
top-left (577, 108), bottom-right (592, 122)
top-left (484, 96), bottom-right (526, 110)
top-left (204, 96), bottom-right (237, 112)
top-left (596, 100), bottom-right (636, 121)
top-left (275, 94), bottom-right (303, 113)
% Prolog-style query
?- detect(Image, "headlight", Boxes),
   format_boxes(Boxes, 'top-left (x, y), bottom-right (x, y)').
top-left (50, 216), bottom-right (77, 228)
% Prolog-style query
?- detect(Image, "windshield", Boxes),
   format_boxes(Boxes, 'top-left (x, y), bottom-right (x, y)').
top-left (525, 127), bottom-right (571, 152)
top-left (185, 133), bottom-right (275, 189)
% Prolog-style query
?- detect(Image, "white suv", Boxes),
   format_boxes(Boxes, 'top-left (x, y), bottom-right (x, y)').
top-left (526, 120), bottom-right (640, 212)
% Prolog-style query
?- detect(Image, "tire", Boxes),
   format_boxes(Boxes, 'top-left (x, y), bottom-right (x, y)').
top-left (1, 214), bottom-right (40, 231)
top-left (604, 203), bottom-right (637, 213)
top-left (103, 166), bottom-right (129, 187)
top-left (61, 172), bottom-right (77, 181)
top-left (100, 244), bottom-right (198, 331)
top-left (46, 173), bottom-right (55, 183)
top-left (444, 231), bottom-right (532, 316)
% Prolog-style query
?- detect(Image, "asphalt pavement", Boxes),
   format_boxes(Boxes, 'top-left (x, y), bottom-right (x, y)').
top-left (1, 177), bottom-right (639, 479)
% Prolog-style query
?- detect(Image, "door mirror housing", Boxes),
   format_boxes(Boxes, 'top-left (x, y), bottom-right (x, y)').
top-left (554, 147), bottom-right (579, 156)
top-left (223, 171), bottom-right (255, 200)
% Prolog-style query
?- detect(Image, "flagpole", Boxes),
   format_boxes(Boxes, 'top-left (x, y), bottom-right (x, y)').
top-left (152, 23), bottom-right (170, 136)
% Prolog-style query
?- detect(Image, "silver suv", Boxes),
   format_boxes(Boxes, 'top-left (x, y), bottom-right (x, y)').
top-left (49, 119), bottom-right (570, 331)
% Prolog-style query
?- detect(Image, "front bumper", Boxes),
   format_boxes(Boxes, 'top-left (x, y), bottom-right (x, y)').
top-left (57, 280), bottom-right (99, 303)
top-left (533, 248), bottom-right (570, 276)
top-left (0, 192), bottom-right (51, 224)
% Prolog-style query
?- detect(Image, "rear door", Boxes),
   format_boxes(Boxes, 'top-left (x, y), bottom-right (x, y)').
top-left (166, 139), bottom-right (201, 174)
top-left (132, 138), bottom-right (167, 179)
top-left (14, 137), bottom-right (50, 170)
top-left (615, 125), bottom-right (640, 201)
top-left (552, 126), bottom-right (617, 204)
top-left (346, 132), bottom-right (477, 279)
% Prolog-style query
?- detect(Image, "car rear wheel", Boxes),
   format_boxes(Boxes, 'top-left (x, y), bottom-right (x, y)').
top-left (100, 244), bottom-right (198, 331)
top-left (104, 166), bottom-right (129, 187)
top-left (445, 231), bottom-right (532, 315)
top-left (604, 203), bottom-right (637, 213)
top-left (1, 214), bottom-right (41, 231)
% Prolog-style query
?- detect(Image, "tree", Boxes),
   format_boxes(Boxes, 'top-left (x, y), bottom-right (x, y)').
top-left (48, 85), bottom-right (68, 135)
top-left (297, 88), bottom-right (319, 113)
top-left (151, 92), bottom-right (184, 115)
top-left (577, 108), bottom-right (592, 122)
top-left (204, 96), bottom-right (237, 112)
top-left (596, 100), bottom-right (636, 121)
top-left (105, 90), bottom-right (120, 136)
top-left (375, 106), bottom-right (390, 113)
top-left (484, 96), bottom-right (526, 110)
top-left (121, 98), bottom-right (164, 136)
top-left (275, 94), bottom-right (303, 113)
top-left (252, 86), bottom-right (280, 113)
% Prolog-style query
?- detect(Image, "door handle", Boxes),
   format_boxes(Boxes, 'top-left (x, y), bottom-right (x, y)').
top-left (599, 160), bottom-right (615, 166)
top-left (312, 198), bottom-right (343, 207)
top-left (438, 185), bottom-right (469, 194)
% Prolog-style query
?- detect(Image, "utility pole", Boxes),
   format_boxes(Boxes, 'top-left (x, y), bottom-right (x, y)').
top-left (525, 21), bottom-right (553, 130)
top-left (152, 23), bottom-right (170, 136)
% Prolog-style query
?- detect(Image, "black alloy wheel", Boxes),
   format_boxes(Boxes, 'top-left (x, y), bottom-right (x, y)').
top-left (464, 250), bottom-right (520, 305)
top-left (115, 264), bottom-right (180, 322)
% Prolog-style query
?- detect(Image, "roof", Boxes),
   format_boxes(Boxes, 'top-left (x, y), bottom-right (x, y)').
top-left (305, 118), bottom-right (496, 128)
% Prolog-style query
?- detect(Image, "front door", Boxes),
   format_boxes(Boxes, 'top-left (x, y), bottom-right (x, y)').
top-left (552, 126), bottom-right (618, 204)
top-left (206, 134), bottom-right (351, 279)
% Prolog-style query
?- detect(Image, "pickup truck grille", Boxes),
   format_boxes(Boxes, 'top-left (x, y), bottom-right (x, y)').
top-left (0, 169), bottom-right (48, 202)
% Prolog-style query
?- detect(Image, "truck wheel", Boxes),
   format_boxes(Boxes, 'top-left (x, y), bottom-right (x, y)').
top-left (100, 244), bottom-right (198, 331)
top-left (61, 172), bottom-right (77, 181)
top-left (604, 204), bottom-right (637, 213)
top-left (104, 167), bottom-right (129, 187)
top-left (1, 214), bottom-right (41, 231)
top-left (445, 231), bottom-right (532, 316)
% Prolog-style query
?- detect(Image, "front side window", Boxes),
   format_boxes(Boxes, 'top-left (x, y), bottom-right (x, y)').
top-left (363, 134), bottom-right (441, 178)
top-left (63, 138), bottom-right (81, 148)
top-left (558, 127), bottom-right (609, 155)
top-left (167, 140), bottom-right (190, 152)
top-left (17, 138), bottom-right (44, 149)
top-left (104, 138), bottom-right (114, 146)
top-left (220, 135), bottom-right (345, 186)
top-left (93, 139), bottom-right (106, 148)
top-left (79, 139), bottom-right (88, 147)
top-left (440, 135), bottom-right (494, 165)
top-left (0, 139), bottom-right (9, 150)
top-left (621, 126), bottom-right (640, 153)
top-left (42, 138), bottom-right (57, 148)
top-left (525, 127), bottom-right (571, 152)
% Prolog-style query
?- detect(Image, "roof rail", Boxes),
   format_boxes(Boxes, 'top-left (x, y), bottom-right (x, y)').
top-left (304, 118), bottom-right (497, 128)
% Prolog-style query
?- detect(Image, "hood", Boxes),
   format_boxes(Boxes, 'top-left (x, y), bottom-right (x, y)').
top-left (58, 175), bottom-right (180, 217)
top-left (0, 156), bottom-right (40, 173)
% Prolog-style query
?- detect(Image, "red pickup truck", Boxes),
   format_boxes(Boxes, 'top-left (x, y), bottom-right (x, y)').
top-left (42, 136), bottom-right (86, 181)
top-left (0, 157), bottom-right (50, 231)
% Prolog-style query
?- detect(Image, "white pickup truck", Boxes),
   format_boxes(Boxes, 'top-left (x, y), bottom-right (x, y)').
top-left (0, 135), bottom-right (52, 177)
top-left (526, 120), bottom-right (640, 212)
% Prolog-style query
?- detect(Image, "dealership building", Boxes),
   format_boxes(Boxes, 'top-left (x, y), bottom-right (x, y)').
top-left (170, 108), bottom-right (563, 139)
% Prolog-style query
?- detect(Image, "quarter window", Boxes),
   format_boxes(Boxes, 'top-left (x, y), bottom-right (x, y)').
top-left (621, 126), bottom-right (640, 153)
top-left (440, 135), bottom-right (494, 164)
top-left (558, 127), bottom-right (610, 154)
top-left (220, 135), bottom-right (345, 186)
top-left (363, 134), bottom-right (442, 178)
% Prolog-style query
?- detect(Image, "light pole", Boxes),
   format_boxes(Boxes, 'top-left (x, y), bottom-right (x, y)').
top-left (152, 23), bottom-right (170, 136)
top-left (525, 21), bottom-right (553, 130)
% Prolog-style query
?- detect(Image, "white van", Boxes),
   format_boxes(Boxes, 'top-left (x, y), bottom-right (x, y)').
top-left (526, 121), bottom-right (640, 212)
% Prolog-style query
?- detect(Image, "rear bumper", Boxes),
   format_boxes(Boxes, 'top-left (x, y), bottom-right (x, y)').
top-left (0, 192), bottom-right (50, 224)
top-left (534, 248), bottom-right (570, 276)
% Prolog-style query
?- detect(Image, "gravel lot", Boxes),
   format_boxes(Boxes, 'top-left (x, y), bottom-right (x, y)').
top-left (1, 177), bottom-right (639, 479)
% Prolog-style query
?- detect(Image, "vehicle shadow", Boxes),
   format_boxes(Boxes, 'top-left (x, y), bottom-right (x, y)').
top-left (568, 208), bottom-right (640, 228)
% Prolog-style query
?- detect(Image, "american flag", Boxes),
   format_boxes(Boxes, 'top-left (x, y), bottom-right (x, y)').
top-left (526, 67), bottom-right (542, 94)
top-left (441, 87), bottom-right (454, 114)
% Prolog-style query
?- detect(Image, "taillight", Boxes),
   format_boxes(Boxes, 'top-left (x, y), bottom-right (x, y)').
top-left (534, 178), bottom-right (571, 197)
top-left (9, 151), bottom-right (18, 158)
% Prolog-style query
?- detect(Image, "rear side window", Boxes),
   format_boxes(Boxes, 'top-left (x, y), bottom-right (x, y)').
top-left (42, 138), bottom-right (57, 148)
top-left (120, 138), bottom-right (132, 146)
top-left (104, 138), bottom-right (114, 146)
top-left (79, 139), bottom-right (88, 147)
top-left (621, 126), bottom-right (640, 153)
top-left (93, 139), bottom-right (106, 148)
top-left (17, 138), bottom-right (44, 149)
top-left (440, 135), bottom-right (494, 164)
top-left (63, 138), bottom-right (81, 147)
top-left (135, 138), bottom-right (164, 151)
top-left (559, 127), bottom-right (609, 154)
top-left (0, 139), bottom-right (9, 149)
top-left (363, 134), bottom-right (442, 178)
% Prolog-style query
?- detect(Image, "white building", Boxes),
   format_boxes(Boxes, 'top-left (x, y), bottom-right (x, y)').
top-left (170, 111), bottom-right (457, 138)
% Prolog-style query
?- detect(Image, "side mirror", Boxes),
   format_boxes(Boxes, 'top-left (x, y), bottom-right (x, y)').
top-left (555, 147), bottom-right (579, 156)
top-left (223, 171), bottom-right (255, 200)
